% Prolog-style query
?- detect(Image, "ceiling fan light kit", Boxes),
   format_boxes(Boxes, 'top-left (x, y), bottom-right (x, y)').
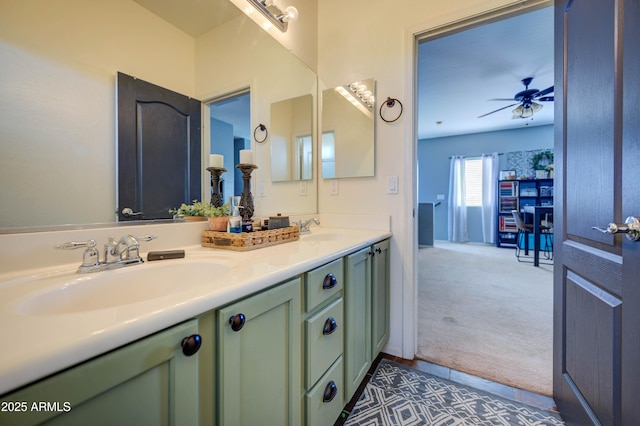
top-left (479, 77), bottom-right (554, 119)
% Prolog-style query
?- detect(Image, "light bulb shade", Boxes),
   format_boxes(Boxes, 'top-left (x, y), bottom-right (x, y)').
top-left (511, 104), bottom-right (524, 119)
top-left (282, 6), bottom-right (298, 22)
top-left (531, 101), bottom-right (543, 112)
top-left (521, 107), bottom-right (533, 118)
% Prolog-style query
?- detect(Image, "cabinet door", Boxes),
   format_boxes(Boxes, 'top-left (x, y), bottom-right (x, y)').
top-left (217, 278), bottom-right (301, 426)
top-left (0, 320), bottom-right (200, 426)
top-left (344, 247), bottom-right (371, 400)
top-left (371, 239), bottom-right (390, 357)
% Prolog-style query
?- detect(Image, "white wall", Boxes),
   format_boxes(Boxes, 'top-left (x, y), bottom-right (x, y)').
top-left (317, 0), bottom-right (551, 357)
top-left (0, 0), bottom-right (194, 228)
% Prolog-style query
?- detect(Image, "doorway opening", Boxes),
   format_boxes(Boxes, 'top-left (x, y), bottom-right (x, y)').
top-left (206, 90), bottom-right (251, 206)
top-left (414, 4), bottom-right (554, 396)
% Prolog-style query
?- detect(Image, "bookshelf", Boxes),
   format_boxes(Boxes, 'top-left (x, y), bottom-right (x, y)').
top-left (496, 178), bottom-right (554, 247)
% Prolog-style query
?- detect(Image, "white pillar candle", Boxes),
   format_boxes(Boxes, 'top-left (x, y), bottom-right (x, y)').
top-left (209, 154), bottom-right (224, 168)
top-left (239, 150), bottom-right (255, 165)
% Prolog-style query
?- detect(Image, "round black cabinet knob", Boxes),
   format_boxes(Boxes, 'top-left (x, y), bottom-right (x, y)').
top-left (181, 334), bottom-right (202, 356)
top-left (229, 313), bottom-right (246, 332)
top-left (323, 273), bottom-right (338, 290)
top-left (322, 317), bottom-right (338, 335)
top-left (323, 381), bottom-right (338, 403)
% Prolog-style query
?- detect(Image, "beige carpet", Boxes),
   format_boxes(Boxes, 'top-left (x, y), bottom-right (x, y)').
top-left (417, 241), bottom-right (553, 396)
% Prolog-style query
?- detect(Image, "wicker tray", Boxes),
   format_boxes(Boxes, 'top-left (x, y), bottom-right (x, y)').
top-left (201, 226), bottom-right (300, 251)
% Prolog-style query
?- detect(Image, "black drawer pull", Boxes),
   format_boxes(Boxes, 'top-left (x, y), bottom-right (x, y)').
top-left (323, 273), bottom-right (338, 290)
top-left (375, 247), bottom-right (382, 254)
top-left (229, 313), bottom-right (246, 332)
top-left (322, 317), bottom-right (338, 335)
top-left (181, 334), bottom-right (202, 356)
top-left (323, 381), bottom-right (338, 403)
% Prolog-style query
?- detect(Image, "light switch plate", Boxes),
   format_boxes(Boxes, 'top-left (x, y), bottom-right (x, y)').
top-left (387, 176), bottom-right (399, 194)
top-left (330, 180), bottom-right (339, 195)
top-left (437, 194), bottom-right (445, 200)
top-left (299, 182), bottom-right (307, 196)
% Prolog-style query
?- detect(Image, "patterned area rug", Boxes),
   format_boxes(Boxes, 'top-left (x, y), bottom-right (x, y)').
top-left (344, 360), bottom-right (564, 425)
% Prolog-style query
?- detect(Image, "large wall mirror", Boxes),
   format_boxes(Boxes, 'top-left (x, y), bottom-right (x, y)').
top-left (0, 0), bottom-right (317, 232)
top-left (270, 94), bottom-right (313, 182)
top-left (321, 79), bottom-right (375, 179)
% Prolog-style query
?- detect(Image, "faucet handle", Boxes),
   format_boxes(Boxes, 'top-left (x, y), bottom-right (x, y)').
top-left (135, 234), bottom-right (157, 242)
top-left (56, 239), bottom-right (97, 250)
top-left (56, 240), bottom-right (99, 268)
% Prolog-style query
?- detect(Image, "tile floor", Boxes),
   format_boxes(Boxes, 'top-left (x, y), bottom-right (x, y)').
top-left (335, 353), bottom-right (560, 425)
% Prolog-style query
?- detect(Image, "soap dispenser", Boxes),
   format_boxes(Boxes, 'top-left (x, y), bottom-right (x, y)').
top-left (229, 206), bottom-right (242, 233)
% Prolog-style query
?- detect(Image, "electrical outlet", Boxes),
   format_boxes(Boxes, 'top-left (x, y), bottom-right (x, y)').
top-left (387, 176), bottom-right (399, 194)
top-left (437, 194), bottom-right (445, 200)
top-left (330, 180), bottom-right (339, 195)
top-left (258, 182), bottom-right (265, 197)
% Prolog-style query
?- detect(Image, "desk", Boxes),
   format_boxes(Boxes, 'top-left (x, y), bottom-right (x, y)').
top-left (524, 205), bottom-right (553, 266)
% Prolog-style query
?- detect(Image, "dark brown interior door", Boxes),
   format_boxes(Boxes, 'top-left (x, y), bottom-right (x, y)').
top-left (554, 1), bottom-right (639, 424)
top-left (117, 72), bottom-right (201, 221)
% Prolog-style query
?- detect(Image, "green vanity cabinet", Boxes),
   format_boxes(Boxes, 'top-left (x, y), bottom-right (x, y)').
top-left (371, 239), bottom-right (391, 356)
top-left (344, 239), bottom-right (391, 400)
top-left (302, 257), bottom-right (345, 426)
top-left (216, 278), bottom-right (302, 426)
top-left (0, 319), bottom-right (201, 426)
top-left (344, 247), bottom-right (372, 399)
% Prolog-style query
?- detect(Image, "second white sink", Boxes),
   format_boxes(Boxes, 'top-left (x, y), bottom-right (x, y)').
top-left (13, 257), bottom-right (246, 315)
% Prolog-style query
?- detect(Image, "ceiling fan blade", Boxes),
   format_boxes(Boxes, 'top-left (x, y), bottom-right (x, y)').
top-left (534, 86), bottom-right (554, 98)
top-left (538, 96), bottom-right (554, 102)
top-left (478, 103), bottom-right (519, 118)
top-left (487, 98), bottom-right (517, 101)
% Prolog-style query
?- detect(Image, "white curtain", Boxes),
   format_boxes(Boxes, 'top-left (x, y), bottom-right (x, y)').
top-left (448, 156), bottom-right (468, 242)
top-left (481, 153), bottom-right (499, 243)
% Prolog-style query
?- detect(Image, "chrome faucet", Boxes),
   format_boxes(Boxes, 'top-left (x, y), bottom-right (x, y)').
top-left (57, 234), bottom-right (157, 273)
top-left (292, 218), bottom-right (320, 234)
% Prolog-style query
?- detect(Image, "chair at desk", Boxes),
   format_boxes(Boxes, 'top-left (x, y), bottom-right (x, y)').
top-left (511, 210), bottom-right (553, 263)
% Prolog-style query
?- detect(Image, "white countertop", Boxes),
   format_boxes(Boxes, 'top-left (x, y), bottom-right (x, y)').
top-left (0, 227), bottom-right (391, 395)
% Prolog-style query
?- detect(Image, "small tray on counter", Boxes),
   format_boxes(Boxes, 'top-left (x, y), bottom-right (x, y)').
top-left (201, 226), bottom-right (300, 251)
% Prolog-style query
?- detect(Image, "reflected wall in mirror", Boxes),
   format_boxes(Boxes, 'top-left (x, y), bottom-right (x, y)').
top-left (321, 79), bottom-right (375, 179)
top-left (0, 0), bottom-right (317, 232)
top-left (270, 94), bottom-right (313, 182)
top-left (209, 91), bottom-right (251, 205)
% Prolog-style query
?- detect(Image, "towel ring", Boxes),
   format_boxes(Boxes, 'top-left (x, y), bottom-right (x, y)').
top-left (379, 97), bottom-right (403, 123)
top-left (254, 124), bottom-right (268, 143)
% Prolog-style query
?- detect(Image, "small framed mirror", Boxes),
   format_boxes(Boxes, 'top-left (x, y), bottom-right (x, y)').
top-left (270, 94), bottom-right (314, 182)
top-left (321, 78), bottom-right (375, 179)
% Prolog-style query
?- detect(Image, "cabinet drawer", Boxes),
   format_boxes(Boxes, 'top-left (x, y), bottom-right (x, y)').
top-left (305, 298), bottom-right (343, 388)
top-left (305, 257), bottom-right (343, 311)
top-left (305, 357), bottom-right (344, 426)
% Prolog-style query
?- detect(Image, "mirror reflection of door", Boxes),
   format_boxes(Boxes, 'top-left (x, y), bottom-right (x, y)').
top-left (209, 91), bottom-right (251, 205)
top-left (116, 72), bottom-right (202, 221)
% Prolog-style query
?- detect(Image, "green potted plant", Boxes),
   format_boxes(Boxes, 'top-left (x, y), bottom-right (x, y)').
top-left (204, 202), bottom-right (230, 231)
top-left (169, 200), bottom-right (210, 222)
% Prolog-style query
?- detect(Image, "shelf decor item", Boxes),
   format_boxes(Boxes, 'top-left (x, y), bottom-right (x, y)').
top-left (532, 150), bottom-right (554, 170)
top-left (207, 167), bottom-right (227, 208)
top-left (201, 226), bottom-right (300, 251)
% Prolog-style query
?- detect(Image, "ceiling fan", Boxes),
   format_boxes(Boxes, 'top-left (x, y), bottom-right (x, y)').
top-left (478, 77), bottom-right (554, 119)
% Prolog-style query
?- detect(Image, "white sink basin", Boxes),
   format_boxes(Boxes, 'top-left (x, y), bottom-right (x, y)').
top-left (11, 257), bottom-right (247, 315)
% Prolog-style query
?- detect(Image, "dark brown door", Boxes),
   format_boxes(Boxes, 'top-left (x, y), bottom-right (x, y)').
top-left (117, 72), bottom-right (201, 221)
top-left (553, 1), bottom-right (640, 424)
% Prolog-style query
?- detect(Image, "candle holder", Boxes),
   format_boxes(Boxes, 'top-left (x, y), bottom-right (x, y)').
top-left (236, 163), bottom-right (258, 221)
top-left (206, 167), bottom-right (227, 208)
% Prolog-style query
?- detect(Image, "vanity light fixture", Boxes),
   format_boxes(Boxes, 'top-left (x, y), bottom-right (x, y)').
top-left (247, 0), bottom-right (299, 32)
top-left (335, 80), bottom-right (375, 118)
